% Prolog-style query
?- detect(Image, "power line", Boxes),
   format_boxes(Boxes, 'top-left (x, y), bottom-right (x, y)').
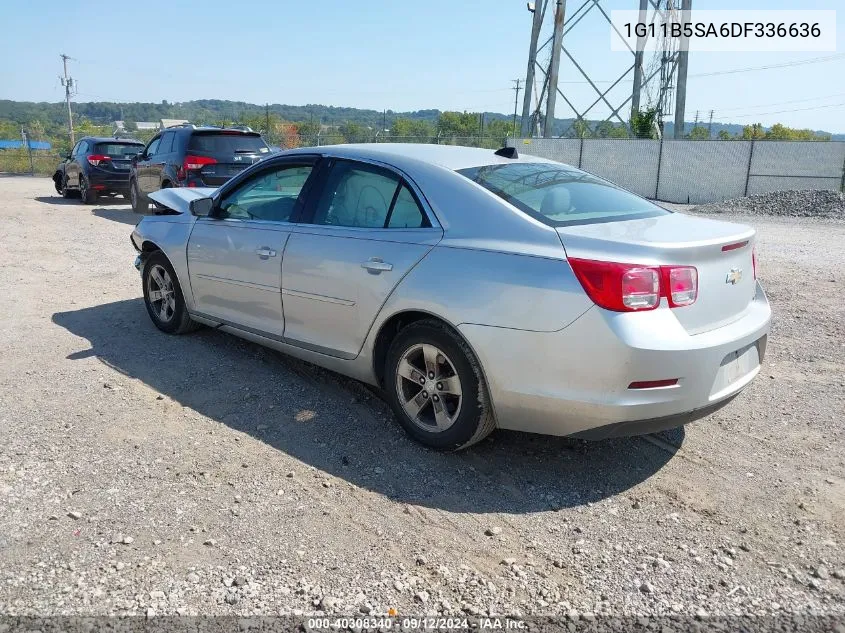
top-left (712, 100), bottom-right (845, 121)
top-left (698, 91), bottom-right (845, 114)
top-left (688, 53), bottom-right (845, 78)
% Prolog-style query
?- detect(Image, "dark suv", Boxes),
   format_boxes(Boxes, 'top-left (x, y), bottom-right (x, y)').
top-left (53, 137), bottom-right (145, 204)
top-left (129, 125), bottom-right (271, 212)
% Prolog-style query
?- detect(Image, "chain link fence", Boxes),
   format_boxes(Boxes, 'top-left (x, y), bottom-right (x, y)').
top-left (507, 137), bottom-right (845, 204)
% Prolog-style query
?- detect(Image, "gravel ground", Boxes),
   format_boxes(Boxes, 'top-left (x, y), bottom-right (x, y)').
top-left (0, 177), bottom-right (843, 623)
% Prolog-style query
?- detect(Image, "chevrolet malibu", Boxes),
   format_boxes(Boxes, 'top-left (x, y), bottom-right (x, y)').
top-left (130, 144), bottom-right (771, 450)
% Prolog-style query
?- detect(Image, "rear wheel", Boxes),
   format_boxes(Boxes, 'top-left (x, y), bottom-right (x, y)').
top-left (130, 179), bottom-right (147, 213)
top-left (79, 176), bottom-right (96, 205)
top-left (141, 251), bottom-right (200, 334)
top-left (384, 320), bottom-right (495, 450)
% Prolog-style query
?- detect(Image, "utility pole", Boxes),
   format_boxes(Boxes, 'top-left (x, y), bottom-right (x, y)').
top-left (382, 109), bottom-right (386, 133)
top-left (511, 79), bottom-right (522, 139)
top-left (544, 0), bottom-right (566, 138)
top-left (673, 0), bottom-right (692, 139)
top-left (521, 0), bottom-right (545, 136)
top-left (21, 127), bottom-right (34, 176)
top-left (707, 109), bottom-right (714, 138)
top-left (60, 54), bottom-right (75, 146)
top-left (265, 103), bottom-right (270, 135)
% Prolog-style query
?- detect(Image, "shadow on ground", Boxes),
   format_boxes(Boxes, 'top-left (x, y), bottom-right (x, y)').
top-left (52, 299), bottom-right (682, 514)
top-left (91, 207), bottom-right (143, 225)
top-left (35, 195), bottom-right (128, 207)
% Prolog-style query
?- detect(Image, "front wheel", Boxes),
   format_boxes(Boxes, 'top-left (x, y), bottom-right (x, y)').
top-left (141, 251), bottom-right (200, 334)
top-left (384, 320), bottom-right (495, 450)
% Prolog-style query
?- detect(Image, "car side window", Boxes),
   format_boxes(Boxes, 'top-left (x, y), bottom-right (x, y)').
top-left (311, 161), bottom-right (429, 229)
top-left (387, 184), bottom-right (426, 228)
top-left (145, 137), bottom-right (161, 157)
top-left (218, 164), bottom-right (314, 222)
top-left (71, 142), bottom-right (82, 156)
top-left (158, 132), bottom-right (174, 154)
top-left (75, 141), bottom-right (88, 156)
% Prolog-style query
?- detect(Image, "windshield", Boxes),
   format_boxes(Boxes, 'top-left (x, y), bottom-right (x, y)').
top-left (94, 143), bottom-right (143, 157)
top-left (458, 162), bottom-right (669, 227)
top-left (187, 133), bottom-right (270, 155)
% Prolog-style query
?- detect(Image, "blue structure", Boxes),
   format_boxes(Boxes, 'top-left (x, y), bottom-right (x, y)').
top-left (0, 140), bottom-right (53, 150)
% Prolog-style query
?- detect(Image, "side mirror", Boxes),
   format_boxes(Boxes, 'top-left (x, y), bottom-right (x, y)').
top-left (190, 197), bottom-right (214, 217)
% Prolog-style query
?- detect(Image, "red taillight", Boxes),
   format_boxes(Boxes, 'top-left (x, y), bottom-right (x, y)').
top-left (183, 155), bottom-right (217, 171)
top-left (569, 258), bottom-right (698, 312)
top-left (662, 266), bottom-right (698, 307)
top-left (752, 247), bottom-right (757, 279)
top-left (87, 154), bottom-right (111, 166)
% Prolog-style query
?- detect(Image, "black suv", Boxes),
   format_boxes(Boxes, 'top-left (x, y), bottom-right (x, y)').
top-left (53, 137), bottom-right (145, 204)
top-left (129, 125), bottom-right (271, 212)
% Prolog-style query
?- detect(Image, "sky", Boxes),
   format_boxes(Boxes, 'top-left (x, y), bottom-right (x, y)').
top-left (1, 0), bottom-right (843, 132)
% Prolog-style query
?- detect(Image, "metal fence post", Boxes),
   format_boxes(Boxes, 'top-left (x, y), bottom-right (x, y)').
top-left (744, 140), bottom-right (755, 197)
top-left (654, 137), bottom-right (664, 200)
top-left (840, 147), bottom-right (845, 192)
top-left (578, 136), bottom-right (585, 169)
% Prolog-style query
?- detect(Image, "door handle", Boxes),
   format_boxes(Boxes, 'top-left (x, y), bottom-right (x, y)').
top-left (361, 258), bottom-right (393, 273)
top-left (255, 247), bottom-right (277, 258)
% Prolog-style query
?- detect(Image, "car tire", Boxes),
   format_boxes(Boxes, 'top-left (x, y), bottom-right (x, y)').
top-left (130, 179), bottom-right (147, 214)
top-left (79, 176), bottom-right (96, 205)
top-left (141, 251), bottom-right (201, 335)
top-left (384, 319), bottom-right (496, 450)
top-left (54, 173), bottom-right (63, 195)
top-left (58, 174), bottom-right (74, 198)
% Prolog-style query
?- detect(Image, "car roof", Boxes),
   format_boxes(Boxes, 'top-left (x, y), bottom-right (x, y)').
top-left (82, 137), bottom-right (144, 144)
top-left (283, 143), bottom-right (553, 172)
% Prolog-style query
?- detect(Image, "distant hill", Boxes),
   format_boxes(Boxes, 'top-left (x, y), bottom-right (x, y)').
top-left (1, 99), bottom-right (842, 141)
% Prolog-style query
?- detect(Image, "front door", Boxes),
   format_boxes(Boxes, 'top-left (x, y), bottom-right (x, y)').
top-left (186, 158), bottom-right (319, 337)
top-left (282, 159), bottom-right (442, 359)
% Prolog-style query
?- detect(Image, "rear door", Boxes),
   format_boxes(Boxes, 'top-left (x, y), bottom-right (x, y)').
top-left (138, 135), bottom-right (161, 194)
top-left (281, 159), bottom-right (442, 359)
top-left (186, 157), bottom-right (319, 337)
top-left (186, 131), bottom-right (270, 186)
top-left (67, 140), bottom-right (86, 187)
top-left (149, 131), bottom-right (174, 189)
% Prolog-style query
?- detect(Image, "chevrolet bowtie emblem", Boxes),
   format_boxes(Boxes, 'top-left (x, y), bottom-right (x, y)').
top-left (726, 268), bottom-right (743, 285)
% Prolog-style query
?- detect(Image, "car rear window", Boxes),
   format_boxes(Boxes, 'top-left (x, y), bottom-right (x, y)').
top-left (94, 143), bottom-right (143, 157)
top-left (187, 133), bottom-right (270, 155)
top-left (457, 163), bottom-right (669, 227)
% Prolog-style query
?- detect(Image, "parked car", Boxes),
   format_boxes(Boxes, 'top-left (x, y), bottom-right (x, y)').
top-left (130, 144), bottom-right (771, 450)
top-left (53, 137), bottom-right (144, 203)
top-left (129, 125), bottom-right (271, 213)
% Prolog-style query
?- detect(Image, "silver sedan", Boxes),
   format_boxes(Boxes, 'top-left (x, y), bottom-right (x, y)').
top-left (130, 144), bottom-right (771, 450)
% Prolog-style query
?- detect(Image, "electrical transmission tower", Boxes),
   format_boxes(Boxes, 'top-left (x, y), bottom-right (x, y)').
top-left (520, 0), bottom-right (691, 139)
top-left (60, 54), bottom-right (76, 145)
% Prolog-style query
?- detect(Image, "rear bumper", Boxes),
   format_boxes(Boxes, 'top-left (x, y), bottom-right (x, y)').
top-left (459, 281), bottom-right (771, 438)
top-left (87, 170), bottom-right (132, 192)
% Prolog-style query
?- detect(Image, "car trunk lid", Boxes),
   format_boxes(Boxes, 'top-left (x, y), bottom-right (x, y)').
top-left (557, 212), bottom-right (757, 334)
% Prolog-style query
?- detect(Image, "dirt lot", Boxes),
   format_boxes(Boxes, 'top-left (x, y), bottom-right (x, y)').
top-left (0, 175), bottom-right (843, 620)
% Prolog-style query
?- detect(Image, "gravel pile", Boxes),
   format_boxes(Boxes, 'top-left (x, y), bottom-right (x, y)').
top-left (693, 189), bottom-right (845, 219)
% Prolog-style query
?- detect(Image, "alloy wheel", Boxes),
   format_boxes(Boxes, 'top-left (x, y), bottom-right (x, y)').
top-left (147, 264), bottom-right (176, 323)
top-left (395, 343), bottom-right (463, 432)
